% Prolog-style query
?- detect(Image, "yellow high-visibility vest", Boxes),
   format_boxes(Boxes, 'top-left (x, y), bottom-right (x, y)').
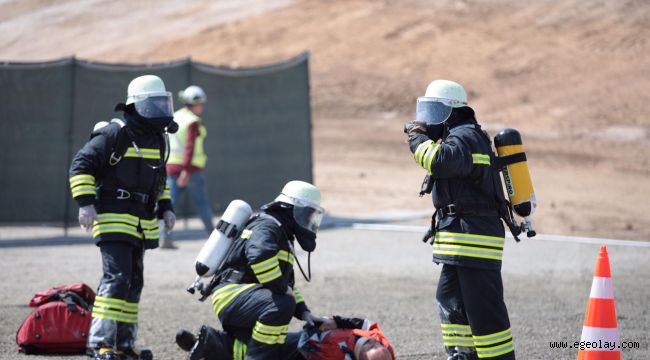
top-left (168, 107), bottom-right (207, 168)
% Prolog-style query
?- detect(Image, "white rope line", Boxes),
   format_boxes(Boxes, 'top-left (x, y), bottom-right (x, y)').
top-left (350, 223), bottom-right (650, 248)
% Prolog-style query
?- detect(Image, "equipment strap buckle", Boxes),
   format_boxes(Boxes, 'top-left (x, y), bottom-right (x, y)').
top-left (440, 204), bottom-right (456, 217)
top-left (116, 188), bottom-right (131, 200)
top-left (109, 152), bottom-right (122, 166)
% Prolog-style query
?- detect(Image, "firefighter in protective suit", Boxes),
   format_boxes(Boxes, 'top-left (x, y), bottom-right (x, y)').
top-left (404, 80), bottom-right (515, 360)
top-left (69, 75), bottom-right (177, 360)
top-left (189, 180), bottom-right (328, 360)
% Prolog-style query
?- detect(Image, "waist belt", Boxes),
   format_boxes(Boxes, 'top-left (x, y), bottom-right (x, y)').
top-left (217, 269), bottom-right (254, 285)
top-left (102, 188), bottom-right (150, 204)
top-left (437, 202), bottom-right (498, 219)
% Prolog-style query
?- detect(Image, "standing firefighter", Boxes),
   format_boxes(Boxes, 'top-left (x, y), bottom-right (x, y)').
top-left (69, 75), bottom-right (177, 360)
top-left (189, 180), bottom-right (328, 360)
top-left (404, 80), bottom-right (516, 360)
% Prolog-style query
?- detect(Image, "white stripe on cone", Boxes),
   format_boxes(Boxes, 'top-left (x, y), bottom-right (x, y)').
top-left (579, 326), bottom-right (620, 348)
top-left (589, 277), bottom-right (615, 299)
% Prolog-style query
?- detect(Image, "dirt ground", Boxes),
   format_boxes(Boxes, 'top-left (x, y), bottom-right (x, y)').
top-left (1, 2), bottom-right (650, 357)
top-left (2, 0), bottom-right (650, 241)
top-left (1, 230), bottom-right (649, 359)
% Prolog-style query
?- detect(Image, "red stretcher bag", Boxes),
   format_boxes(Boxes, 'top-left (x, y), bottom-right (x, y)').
top-left (16, 283), bottom-right (95, 354)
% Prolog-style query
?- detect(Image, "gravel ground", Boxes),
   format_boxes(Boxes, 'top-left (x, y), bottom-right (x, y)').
top-left (1, 227), bottom-right (649, 359)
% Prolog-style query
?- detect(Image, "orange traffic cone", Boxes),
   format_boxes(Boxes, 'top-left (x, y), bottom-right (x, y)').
top-left (577, 245), bottom-right (621, 360)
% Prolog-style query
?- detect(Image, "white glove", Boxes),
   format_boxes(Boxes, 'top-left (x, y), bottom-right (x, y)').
top-left (163, 210), bottom-right (176, 231)
top-left (303, 311), bottom-right (332, 327)
top-left (285, 287), bottom-right (295, 298)
top-left (78, 205), bottom-right (96, 232)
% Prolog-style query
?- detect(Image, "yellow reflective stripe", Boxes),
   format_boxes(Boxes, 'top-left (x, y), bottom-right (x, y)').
top-left (476, 341), bottom-right (514, 358)
top-left (254, 321), bottom-right (288, 334)
top-left (425, 144), bottom-right (441, 172)
top-left (241, 229), bottom-right (253, 239)
top-left (433, 245), bottom-right (502, 260)
top-left (443, 336), bottom-right (475, 347)
top-left (251, 321), bottom-right (289, 345)
top-left (473, 328), bottom-right (512, 345)
top-left (252, 331), bottom-right (279, 345)
top-left (71, 185), bottom-right (96, 197)
top-left (92, 307), bottom-right (138, 324)
top-left (124, 147), bottom-right (160, 159)
top-left (70, 174), bottom-right (95, 183)
top-left (472, 153), bottom-right (491, 165)
top-left (435, 232), bottom-right (505, 249)
top-left (233, 339), bottom-right (246, 360)
top-left (277, 250), bottom-right (294, 264)
top-left (294, 289), bottom-right (305, 304)
top-left (96, 213), bottom-right (139, 226)
top-left (441, 323), bottom-right (472, 333)
top-left (140, 218), bottom-right (158, 229)
top-left (414, 140), bottom-right (433, 164)
top-left (92, 224), bottom-right (142, 239)
top-left (212, 284), bottom-right (256, 317)
top-left (69, 174), bottom-right (95, 188)
top-left (142, 229), bottom-right (159, 240)
top-left (250, 256), bottom-right (279, 274)
top-left (256, 266), bottom-right (283, 284)
top-left (160, 185), bottom-right (171, 200)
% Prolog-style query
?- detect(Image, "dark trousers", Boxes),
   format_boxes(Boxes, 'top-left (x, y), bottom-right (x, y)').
top-left (436, 264), bottom-right (515, 359)
top-left (216, 285), bottom-right (296, 360)
top-left (88, 242), bottom-right (144, 350)
top-left (198, 326), bottom-right (303, 360)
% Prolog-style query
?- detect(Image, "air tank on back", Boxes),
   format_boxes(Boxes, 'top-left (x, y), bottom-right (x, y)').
top-left (494, 128), bottom-right (537, 237)
top-left (187, 199), bottom-right (252, 295)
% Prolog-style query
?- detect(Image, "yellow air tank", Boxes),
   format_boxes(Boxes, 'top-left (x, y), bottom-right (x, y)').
top-left (494, 128), bottom-right (537, 237)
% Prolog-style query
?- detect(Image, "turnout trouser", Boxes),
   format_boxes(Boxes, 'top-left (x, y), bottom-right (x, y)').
top-left (436, 264), bottom-right (515, 359)
top-left (191, 325), bottom-right (303, 360)
top-left (88, 242), bottom-right (144, 350)
top-left (212, 284), bottom-right (296, 360)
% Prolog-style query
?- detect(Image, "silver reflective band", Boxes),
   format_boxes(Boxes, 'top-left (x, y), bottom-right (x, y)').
top-left (416, 97), bottom-right (453, 124)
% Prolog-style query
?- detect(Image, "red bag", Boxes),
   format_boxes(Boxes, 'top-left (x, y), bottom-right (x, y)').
top-left (16, 283), bottom-right (95, 354)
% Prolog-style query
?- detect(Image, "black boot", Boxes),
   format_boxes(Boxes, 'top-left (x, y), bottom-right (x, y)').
top-left (93, 348), bottom-right (121, 360)
top-left (118, 348), bottom-right (153, 360)
top-left (189, 325), bottom-right (219, 360)
top-left (176, 328), bottom-right (197, 352)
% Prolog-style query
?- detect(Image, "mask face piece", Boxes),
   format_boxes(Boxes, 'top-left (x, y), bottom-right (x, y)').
top-left (416, 97), bottom-right (453, 125)
top-left (294, 225), bottom-right (317, 252)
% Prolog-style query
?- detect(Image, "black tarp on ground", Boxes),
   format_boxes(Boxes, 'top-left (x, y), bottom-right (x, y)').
top-left (0, 53), bottom-right (312, 223)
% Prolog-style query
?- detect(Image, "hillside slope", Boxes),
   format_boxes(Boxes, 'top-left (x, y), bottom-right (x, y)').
top-left (2, 0), bottom-right (649, 239)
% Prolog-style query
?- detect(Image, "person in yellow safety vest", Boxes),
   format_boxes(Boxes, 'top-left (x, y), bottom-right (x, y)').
top-left (164, 85), bottom-right (214, 248)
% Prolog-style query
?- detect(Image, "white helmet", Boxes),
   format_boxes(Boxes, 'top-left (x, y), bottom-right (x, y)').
top-left (125, 75), bottom-right (173, 119)
top-left (179, 85), bottom-right (207, 105)
top-left (275, 180), bottom-right (324, 233)
top-left (416, 80), bottom-right (468, 124)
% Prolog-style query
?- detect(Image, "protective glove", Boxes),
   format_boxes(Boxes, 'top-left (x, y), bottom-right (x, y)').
top-left (403, 120), bottom-right (427, 135)
top-left (78, 205), bottom-right (97, 232)
top-left (302, 311), bottom-right (334, 328)
top-left (163, 210), bottom-right (176, 231)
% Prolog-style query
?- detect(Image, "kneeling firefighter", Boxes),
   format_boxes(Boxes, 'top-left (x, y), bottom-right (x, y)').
top-left (404, 80), bottom-right (527, 360)
top-left (190, 180), bottom-right (328, 360)
top-left (69, 75), bottom-right (177, 360)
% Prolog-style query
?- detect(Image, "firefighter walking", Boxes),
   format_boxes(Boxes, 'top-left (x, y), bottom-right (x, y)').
top-left (69, 75), bottom-right (177, 360)
top-left (404, 80), bottom-right (516, 360)
top-left (189, 180), bottom-right (328, 360)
